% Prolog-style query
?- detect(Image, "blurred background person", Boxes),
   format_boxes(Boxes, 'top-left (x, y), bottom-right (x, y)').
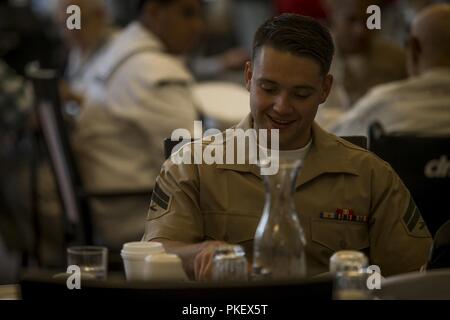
top-left (331, 3), bottom-right (450, 136)
top-left (315, 0), bottom-right (407, 129)
top-left (71, 0), bottom-right (204, 254)
top-left (30, 0), bottom-right (117, 268)
top-left (375, 0), bottom-right (449, 49)
top-left (54, 0), bottom-right (117, 108)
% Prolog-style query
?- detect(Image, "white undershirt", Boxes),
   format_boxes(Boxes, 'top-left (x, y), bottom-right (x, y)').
top-left (278, 140), bottom-right (313, 162)
top-left (258, 139), bottom-right (313, 163)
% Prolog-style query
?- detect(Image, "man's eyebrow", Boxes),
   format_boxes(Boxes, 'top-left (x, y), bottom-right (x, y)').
top-left (257, 78), bottom-right (316, 91)
top-left (293, 85), bottom-right (316, 91)
top-left (257, 78), bottom-right (277, 84)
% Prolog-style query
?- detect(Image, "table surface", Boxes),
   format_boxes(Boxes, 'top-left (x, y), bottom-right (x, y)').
top-left (193, 82), bottom-right (249, 122)
top-left (0, 284), bottom-right (20, 300)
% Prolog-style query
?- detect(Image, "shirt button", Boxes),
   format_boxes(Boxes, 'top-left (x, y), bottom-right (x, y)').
top-left (339, 240), bottom-right (347, 249)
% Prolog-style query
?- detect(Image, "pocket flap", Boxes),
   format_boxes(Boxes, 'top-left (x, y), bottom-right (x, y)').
top-left (311, 218), bottom-right (369, 252)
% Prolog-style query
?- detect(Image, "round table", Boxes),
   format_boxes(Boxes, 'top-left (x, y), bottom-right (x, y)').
top-left (0, 284), bottom-right (20, 300)
top-left (193, 81), bottom-right (250, 130)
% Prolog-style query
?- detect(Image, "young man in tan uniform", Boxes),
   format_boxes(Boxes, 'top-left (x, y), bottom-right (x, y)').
top-left (143, 14), bottom-right (432, 280)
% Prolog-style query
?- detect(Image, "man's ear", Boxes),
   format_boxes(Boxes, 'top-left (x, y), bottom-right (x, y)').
top-left (244, 61), bottom-right (252, 91)
top-left (320, 74), bottom-right (333, 103)
top-left (410, 37), bottom-right (421, 66)
top-left (406, 36), bottom-right (421, 76)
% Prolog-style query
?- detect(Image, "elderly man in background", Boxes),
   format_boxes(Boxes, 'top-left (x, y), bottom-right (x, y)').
top-left (54, 0), bottom-right (116, 106)
top-left (316, 0), bottom-right (407, 129)
top-left (34, 0), bottom-right (116, 266)
top-left (331, 3), bottom-right (450, 137)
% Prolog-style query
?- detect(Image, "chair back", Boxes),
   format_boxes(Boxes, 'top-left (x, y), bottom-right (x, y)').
top-left (369, 122), bottom-right (450, 236)
top-left (26, 63), bottom-right (93, 246)
top-left (428, 220), bottom-right (450, 270)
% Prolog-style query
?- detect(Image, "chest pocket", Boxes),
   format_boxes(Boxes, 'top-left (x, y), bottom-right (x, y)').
top-left (310, 218), bottom-right (369, 252)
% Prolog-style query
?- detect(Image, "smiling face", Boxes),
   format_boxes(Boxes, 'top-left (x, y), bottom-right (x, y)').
top-left (245, 46), bottom-right (333, 150)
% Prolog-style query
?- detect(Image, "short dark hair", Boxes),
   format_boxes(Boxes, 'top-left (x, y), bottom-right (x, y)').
top-left (253, 14), bottom-right (335, 75)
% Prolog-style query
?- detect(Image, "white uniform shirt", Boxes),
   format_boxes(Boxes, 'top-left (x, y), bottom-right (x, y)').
top-left (330, 68), bottom-right (450, 137)
top-left (75, 22), bottom-right (198, 191)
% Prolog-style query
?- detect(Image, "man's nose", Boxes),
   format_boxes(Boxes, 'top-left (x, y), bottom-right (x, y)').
top-left (273, 93), bottom-right (293, 115)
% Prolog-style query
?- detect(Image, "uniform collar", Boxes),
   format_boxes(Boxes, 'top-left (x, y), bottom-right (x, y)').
top-left (216, 114), bottom-right (360, 188)
top-left (299, 119), bottom-right (360, 187)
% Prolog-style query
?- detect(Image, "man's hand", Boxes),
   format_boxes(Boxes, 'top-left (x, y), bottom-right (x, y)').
top-left (151, 239), bottom-right (228, 281)
top-left (194, 241), bottom-right (227, 281)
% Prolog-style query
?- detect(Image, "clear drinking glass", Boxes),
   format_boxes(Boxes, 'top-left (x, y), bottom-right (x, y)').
top-left (330, 250), bottom-right (369, 300)
top-left (67, 246), bottom-right (108, 280)
top-left (212, 245), bottom-right (248, 282)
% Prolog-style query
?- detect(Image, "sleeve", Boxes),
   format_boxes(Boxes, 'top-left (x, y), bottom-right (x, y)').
top-left (143, 159), bottom-right (204, 243)
top-left (330, 90), bottom-right (385, 137)
top-left (368, 160), bottom-right (432, 276)
top-left (105, 54), bottom-right (199, 139)
top-left (79, 54), bottom-right (200, 189)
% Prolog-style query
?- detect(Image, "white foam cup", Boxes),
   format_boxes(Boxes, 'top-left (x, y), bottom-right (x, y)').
top-left (121, 241), bottom-right (165, 281)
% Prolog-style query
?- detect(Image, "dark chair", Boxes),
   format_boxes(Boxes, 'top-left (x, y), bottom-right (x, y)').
top-left (369, 122), bottom-right (450, 236)
top-left (164, 136), bottom-right (367, 160)
top-left (27, 64), bottom-right (93, 249)
top-left (428, 220), bottom-right (450, 270)
top-left (26, 63), bottom-right (152, 268)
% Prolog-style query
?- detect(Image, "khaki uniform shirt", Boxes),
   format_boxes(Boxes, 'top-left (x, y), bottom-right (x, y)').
top-left (144, 114), bottom-right (432, 277)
